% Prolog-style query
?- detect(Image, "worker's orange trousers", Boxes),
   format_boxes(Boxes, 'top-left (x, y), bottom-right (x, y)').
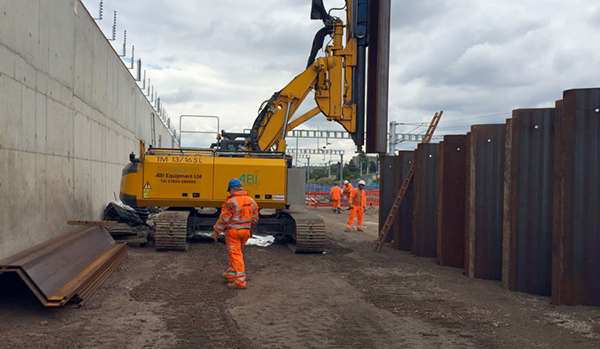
top-left (225, 228), bottom-right (251, 287)
top-left (343, 193), bottom-right (351, 204)
top-left (331, 199), bottom-right (341, 210)
top-left (346, 206), bottom-right (364, 230)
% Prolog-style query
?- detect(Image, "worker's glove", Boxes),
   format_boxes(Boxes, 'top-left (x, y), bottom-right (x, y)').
top-left (349, 205), bottom-right (354, 210)
top-left (212, 230), bottom-right (219, 242)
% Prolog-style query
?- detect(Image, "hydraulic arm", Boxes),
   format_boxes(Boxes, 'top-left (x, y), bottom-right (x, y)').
top-left (248, 0), bottom-right (369, 153)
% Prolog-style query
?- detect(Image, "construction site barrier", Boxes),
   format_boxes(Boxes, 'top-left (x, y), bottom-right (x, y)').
top-left (306, 190), bottom-right (379, 208)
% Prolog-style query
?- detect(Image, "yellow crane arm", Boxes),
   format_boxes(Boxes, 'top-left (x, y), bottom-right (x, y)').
top-left (248, 21), bottom-right (358, 152)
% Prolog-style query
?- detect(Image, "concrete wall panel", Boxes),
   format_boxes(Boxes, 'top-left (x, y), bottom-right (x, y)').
top-left (0, 0), bottom-right (176, 259)
top-left (0, 74), bottom-right (22, 148)
top-left (21, 86), bottom-right (37, 152)
top-left (48, 1), bottom-right (74, 89)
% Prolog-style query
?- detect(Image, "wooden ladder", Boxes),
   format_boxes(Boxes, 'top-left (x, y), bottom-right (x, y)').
top-left (375, 111), bottom-right (443, 252)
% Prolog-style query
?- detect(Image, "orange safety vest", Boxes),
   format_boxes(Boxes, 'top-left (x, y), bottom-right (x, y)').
top-left (330, 186), bottom-right (342, 200)
top-left (350, 187), bottom-right (366, 206)
top-left (214, 191), bottom-right (259, 233)
top-left (343, 183), bottom-right (353, 195)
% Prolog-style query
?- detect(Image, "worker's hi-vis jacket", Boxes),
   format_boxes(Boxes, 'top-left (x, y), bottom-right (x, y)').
top-left (213, 191), bottom-right (259, 233)
top-left (330, 186), bottom-right (342, 200)
top-left (350, 187), bottom-right (367, 207)
top-left (343, 183), bottom-right (353, 195)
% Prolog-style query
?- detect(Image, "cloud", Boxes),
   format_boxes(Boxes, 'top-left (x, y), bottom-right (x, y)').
top-left (83, 0), bottom-right (600, 161)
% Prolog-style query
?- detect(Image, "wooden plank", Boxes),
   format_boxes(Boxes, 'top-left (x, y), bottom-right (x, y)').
top-left (67, 220), bottom-right (118, 227)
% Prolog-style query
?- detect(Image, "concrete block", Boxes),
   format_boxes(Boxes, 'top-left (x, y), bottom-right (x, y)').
top-left (73, 12), bottom-right (93, 104)
top-left (73, 158), bottom-right (92, 219)
top-left (0, 3), bottom-right (18, 58)
top-left (105, 59), bottom-right (119, 123)
top-left (0, 149), bottom-right (37, 260)
top-left (116, 133), bottom-right (130, 163)
top-left (90, 120), bottom-right (105, 161)
top-left (46, 98), bottom-right (74, 157)
top-left (105, 128), bottom-right (117, 163)
top-left (0, 44), bottom-right (16, 78)
top-left (0, 149), bottom-right (12, 252)
top-left (5, 0), bottom-right (39, 66)
top-left (21, 85), bottom-right (36, 152)
top-left (35, 92), bottom-right (47, 151)
top-left (91, 26), bottom-right (108, 113)
top-left (34, 152), bottom-right (48, 227)
top-left (16, 150), bottom-right (38, 251)
top-left (48, 0), bottom-right (74, 89)
top-left (45, 154), bottom-right (74, 238)
top-left (73, 111), bottom-right (91, 159)
top-left (36, 70), bottom-right (48, 95)
top-left (37, 0), bottom-right (51, 73)
top-left (90, 160), bottom-right (105, 217)
top-left (46, 77), bottom-right (62, 102)
top-left (0, 75), bottom-right (22, 149)
top-left (73, 96), bottom-right (93, 122)
top-left (15, 56), bottom-right (36, 90)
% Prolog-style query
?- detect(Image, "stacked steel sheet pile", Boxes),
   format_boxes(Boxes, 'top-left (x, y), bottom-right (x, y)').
top-left (0, 226), bottom-right (126, 307)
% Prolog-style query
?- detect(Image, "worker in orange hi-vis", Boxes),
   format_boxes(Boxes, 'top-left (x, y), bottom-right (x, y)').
top-left (342, 180), bottom-right (353, 208)
top-left (346, 180), bottom-right (367, 232)
top-left (213, 178), bottom-right (259, 289)
top-left (329, 183), bottom-right (342, 214)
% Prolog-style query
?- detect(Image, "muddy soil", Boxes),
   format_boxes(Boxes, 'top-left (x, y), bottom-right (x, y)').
top-left (0, 207), bottom-right (598, 348)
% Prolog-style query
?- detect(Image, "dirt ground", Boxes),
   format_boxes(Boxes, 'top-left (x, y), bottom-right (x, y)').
top-left (0, 206), bottom-right (599, 349)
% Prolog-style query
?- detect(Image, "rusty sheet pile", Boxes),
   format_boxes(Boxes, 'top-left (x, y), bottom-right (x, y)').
top-left (0, 226), bottom-right (126, 307)
top-left (379, 87), bottom-right (600, 306)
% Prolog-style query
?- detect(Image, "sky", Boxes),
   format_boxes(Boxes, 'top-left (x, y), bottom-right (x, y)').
top-left (81, 0), bottom-right (600, 165)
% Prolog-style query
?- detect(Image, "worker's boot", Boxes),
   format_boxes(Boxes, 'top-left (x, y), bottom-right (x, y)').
top-left (357, 228), bottom-right (364, 232)
top-left (344, 228), bottom-right (350, 232)
top-left (222, 272), bottom-right (231, 281)
top-left (227, 282), bottom-right (247, 289)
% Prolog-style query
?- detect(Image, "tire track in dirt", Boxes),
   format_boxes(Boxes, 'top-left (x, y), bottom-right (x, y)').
top-left (131, 245), bottom-right (253, 349)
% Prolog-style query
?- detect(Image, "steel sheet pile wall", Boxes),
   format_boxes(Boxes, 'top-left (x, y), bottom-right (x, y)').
top-left (412, 144), bottom-right (439, 257)
top-left (552, 88), bottom-right (600, 306)
top-left (503, 109), bottom-right (555, 296)
top-left (437, 135), bottom-right (467, 268)
top-left (378, 152), bottom-right (414, 249)
top-left (380, 156), bottom-right (398, 243)
top-left (465, 125), bottom-right (505, 280)
top-left (395, 151), bottom-right (415, 251)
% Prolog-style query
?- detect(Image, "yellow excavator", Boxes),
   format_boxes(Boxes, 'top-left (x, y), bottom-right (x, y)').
top-left (120, 0), bottom-right (388, 252)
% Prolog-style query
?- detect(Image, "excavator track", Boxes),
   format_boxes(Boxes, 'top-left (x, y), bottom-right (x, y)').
top-left (154, 210), bottom-right (190, 251)
top-left (285, 207), bottom-right (326, 253)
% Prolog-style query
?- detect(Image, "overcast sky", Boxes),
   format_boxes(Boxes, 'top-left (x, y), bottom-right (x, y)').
top-left (82, 0), bottom-right (600, 164)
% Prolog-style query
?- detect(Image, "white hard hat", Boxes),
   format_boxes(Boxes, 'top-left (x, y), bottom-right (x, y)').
top-left (358, 180), bottom-right (366, 186)
top-left (344, 180), bottom-right (349, 184)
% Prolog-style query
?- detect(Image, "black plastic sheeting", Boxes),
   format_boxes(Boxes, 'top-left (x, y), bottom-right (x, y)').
top-left (103, 202), bottom-right (144, 225)
top-left (503, 109), bottom-right (555, 296)
top-left (552, 88), bottom-right (600, 306)
top-left (412, 143), bottom-right (439, 258)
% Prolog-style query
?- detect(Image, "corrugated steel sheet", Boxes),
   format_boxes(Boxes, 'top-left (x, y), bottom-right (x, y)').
top-left (379, 152), bottom-right (415, 249)
top-left (395, 151), bottom-right (415, 251)
top-left (380, 155), bottom-right (397, 243)
top-left (412, 143), bottom-right (439, 257)
top-left (0, 226), bottom-right (126, 307)
top-left (552, 88), bottom-right (600, 306)
top-left (465, 124), bottom-right (506, 280)
top-left (503, 109), bottom-right (555, 296)
top-left (437, 135), bottom-right (467, 268)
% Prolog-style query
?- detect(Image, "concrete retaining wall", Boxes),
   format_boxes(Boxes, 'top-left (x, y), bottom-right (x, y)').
top-left (0, 0), bottom-right (176, 259)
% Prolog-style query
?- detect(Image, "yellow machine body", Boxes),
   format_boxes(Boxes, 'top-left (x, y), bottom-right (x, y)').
top-left (120, 146), bottom-right (288, 210)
